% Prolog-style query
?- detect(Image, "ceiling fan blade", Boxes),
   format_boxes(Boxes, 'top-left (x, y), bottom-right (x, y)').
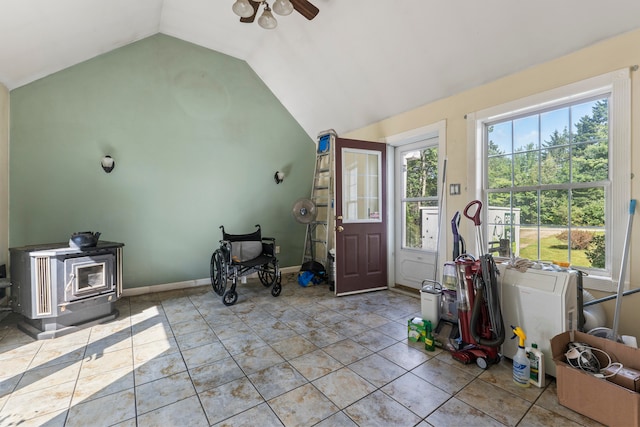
top-left (291, 0), bottom-right (319, 20)
top-left (240, 0), bottom-right (261, 23)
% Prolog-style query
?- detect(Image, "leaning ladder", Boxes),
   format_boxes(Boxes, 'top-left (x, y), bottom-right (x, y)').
top-left (302, 130), bottom-right (337, 272)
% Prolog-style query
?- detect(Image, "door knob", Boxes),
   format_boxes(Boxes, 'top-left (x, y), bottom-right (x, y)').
top-left (336, 225), bottom-right (344, 232)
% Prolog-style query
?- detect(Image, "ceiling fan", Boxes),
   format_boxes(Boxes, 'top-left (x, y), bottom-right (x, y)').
top-left (232, 0), bottom-right (319, 29)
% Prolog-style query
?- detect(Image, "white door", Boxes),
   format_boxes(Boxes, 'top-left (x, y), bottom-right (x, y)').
top-left (394, 137), bottom-right (441, 289)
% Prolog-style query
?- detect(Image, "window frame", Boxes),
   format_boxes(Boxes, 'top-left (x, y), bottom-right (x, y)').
top-left (467, 68), bottom-right (631, 292)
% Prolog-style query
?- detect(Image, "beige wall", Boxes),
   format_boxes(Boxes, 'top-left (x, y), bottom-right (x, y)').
top-left (346, 28), bottom-right (640, 339)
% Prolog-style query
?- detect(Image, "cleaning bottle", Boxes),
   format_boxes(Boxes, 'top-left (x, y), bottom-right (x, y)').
top-left (511, 326), bottom-right (530, 387)
top-left (526, 343), bottom-right (545, 387)
top-left (425, 320), bottom-right (435, 351)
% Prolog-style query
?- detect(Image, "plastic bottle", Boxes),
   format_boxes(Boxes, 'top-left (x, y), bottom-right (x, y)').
top-left (511, 326), bottom-right (530, 387)
top-left (526, 343), bottom-right (545, 387)
top-left (425, 320), bottom-right (435, 351)
top-left (442, 262), bottom-right (457, 290)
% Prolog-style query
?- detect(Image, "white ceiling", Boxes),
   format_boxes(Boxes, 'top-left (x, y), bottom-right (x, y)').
top-left (1, 0), bottom-right (640, 138)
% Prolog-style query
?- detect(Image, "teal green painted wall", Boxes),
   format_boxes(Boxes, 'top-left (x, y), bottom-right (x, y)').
top-left (10, 34), bottom-right (315, 288)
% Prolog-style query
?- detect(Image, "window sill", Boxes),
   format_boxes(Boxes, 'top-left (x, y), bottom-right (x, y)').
top-left (493, 256), bottom-right (616, 292)
top-left (582, 273), bottom-right (616, 293)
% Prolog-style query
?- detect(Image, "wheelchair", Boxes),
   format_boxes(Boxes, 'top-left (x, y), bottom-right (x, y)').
top-left (210, 224), bottom-right (282, 306)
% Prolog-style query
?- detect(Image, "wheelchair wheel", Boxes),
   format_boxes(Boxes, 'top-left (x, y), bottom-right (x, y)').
top-left (271, 282), bottom-right (282, 297)
top-left (210, 250), bottom-right (226, 296)
top-left (222, 290), bottom-right (238, 306)
top-left (258, 260), bottom-right (277, 287)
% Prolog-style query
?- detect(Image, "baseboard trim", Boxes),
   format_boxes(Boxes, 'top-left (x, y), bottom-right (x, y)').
top-left (389, 284), bottom-right (420, 299)
top-left (121, 278), bottom-right (210, 297)
top-left (121, 265), bottom-right (301, 297)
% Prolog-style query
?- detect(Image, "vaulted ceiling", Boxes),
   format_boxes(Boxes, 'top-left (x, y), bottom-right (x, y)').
top-left (2, 0), bottom-right (640, 138)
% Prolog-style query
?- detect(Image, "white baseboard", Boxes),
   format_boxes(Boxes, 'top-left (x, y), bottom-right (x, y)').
top-left (389, 286), bottom-right (420, 299)
top-left (121, 265), bottom-right (301, 297)
top-left (121, 278), bottom-right (210, 297)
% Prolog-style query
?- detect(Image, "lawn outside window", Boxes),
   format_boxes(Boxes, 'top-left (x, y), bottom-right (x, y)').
top-left (467, 69), bottom-right (631, 292)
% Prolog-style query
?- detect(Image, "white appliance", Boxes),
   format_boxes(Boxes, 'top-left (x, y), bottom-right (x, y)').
top-left (498, 265), bottom-right (578, 377)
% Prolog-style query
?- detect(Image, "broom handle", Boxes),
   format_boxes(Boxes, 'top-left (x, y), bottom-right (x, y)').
top-left (612, 199), bottom-right (636, 338)
top-left (433, 158), bottom-right (447, 281)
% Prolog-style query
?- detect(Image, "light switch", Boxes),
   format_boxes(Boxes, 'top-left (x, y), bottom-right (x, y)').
top-left (450, 183), bottom-right (461, 195)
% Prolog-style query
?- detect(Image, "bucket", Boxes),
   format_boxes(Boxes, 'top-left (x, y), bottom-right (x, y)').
top-left (420, 280), bottom-right (442, 326)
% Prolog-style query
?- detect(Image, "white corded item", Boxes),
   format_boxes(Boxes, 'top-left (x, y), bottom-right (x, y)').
top-left (565, 342), bottom-right (624, 378)
top-left (599, 363), bottom-right (624, 379)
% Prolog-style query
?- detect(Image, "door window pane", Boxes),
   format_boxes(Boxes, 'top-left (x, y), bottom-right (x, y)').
top-left (342, 149), bottom-right (381, 222)
top-left (403, 200), bottom-right (438, 250)
top-left (400, 145), bottom-right (438, 250)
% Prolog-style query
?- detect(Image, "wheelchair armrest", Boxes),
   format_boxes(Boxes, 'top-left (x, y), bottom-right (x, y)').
top-left (261, 238), bottom-right (276, 257)
top-left (219, 240), bottom-right (232, 260)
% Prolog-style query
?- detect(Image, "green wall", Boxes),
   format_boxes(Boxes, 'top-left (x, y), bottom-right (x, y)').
top-left (9, 34), bottom-right (315, 289)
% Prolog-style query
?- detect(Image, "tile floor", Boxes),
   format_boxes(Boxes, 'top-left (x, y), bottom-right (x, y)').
top-left (0, 275), bottom-right (604, 427)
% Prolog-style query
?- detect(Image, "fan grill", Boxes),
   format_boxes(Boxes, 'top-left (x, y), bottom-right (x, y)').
top-left (292, 198), bottom-right (317, 224)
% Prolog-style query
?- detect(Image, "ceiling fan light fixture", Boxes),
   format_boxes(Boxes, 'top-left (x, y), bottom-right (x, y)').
top-left (258, 3), bottom-right (278, 29)
top-left (232, 0), bottom-right (255, 18)
top-left (272, 0), bottom-right (294, 16)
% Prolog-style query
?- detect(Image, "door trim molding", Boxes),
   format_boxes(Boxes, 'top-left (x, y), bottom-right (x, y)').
top-left (384, 121), bottom-right (446, 146)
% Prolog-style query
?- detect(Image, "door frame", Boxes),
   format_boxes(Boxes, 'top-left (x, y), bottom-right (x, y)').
top-left (384, 120), bottom-right (447, 288)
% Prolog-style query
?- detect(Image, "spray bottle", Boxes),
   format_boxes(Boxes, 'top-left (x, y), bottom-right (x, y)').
top-left (511, 326), bottom-right (530, 388)
top-left (526, 343), bottom-right (545, 387)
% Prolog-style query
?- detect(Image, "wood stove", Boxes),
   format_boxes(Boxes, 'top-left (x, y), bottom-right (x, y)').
top-left (10, 241), bottom-right (124, 339)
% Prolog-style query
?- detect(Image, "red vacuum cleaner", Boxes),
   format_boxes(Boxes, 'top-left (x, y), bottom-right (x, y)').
top-left (451, 200), bottom-right (505, 369)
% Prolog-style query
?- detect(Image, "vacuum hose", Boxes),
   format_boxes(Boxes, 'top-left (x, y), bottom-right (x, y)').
top-left (470, 255), bottom-right (505, 347)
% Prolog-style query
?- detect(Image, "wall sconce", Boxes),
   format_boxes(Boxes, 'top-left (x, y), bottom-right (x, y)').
top-left (101, 155), bottom-right (115, 173)
top-left (274, 171), bottom-right (285, 184)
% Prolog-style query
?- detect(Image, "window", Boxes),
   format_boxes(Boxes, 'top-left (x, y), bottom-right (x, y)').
top-left (486, 96), bottom-right (609, 265)
top-left (342, 149), bottom-right (382, 222)
top-left (468, 69), bottom-right (630, 291)
top-left (400, 144), bottom-right (439, 250)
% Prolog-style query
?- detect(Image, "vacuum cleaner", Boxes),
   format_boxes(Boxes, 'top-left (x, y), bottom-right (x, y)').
top-left (450, 200), bottom-right (506, 369)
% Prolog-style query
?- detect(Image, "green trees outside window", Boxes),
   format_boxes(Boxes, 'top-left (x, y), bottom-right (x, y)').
top-left (403, 147), bottom-right (438, 249)
top-left (486, 98), bottom-right (608, 268)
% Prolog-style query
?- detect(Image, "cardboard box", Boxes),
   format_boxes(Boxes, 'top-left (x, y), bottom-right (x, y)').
top-left (407, 317), bottom-right (426, 342)
top-left (551, 330), bottom-right (640, 427)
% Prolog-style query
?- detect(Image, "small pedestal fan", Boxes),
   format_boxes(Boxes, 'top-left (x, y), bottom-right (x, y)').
top-left (292, 198), bottom-right (328, 286)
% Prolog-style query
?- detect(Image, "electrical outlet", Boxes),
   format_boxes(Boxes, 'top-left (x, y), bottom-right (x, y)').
top-left (275, 246), bottom-right (280, 254)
